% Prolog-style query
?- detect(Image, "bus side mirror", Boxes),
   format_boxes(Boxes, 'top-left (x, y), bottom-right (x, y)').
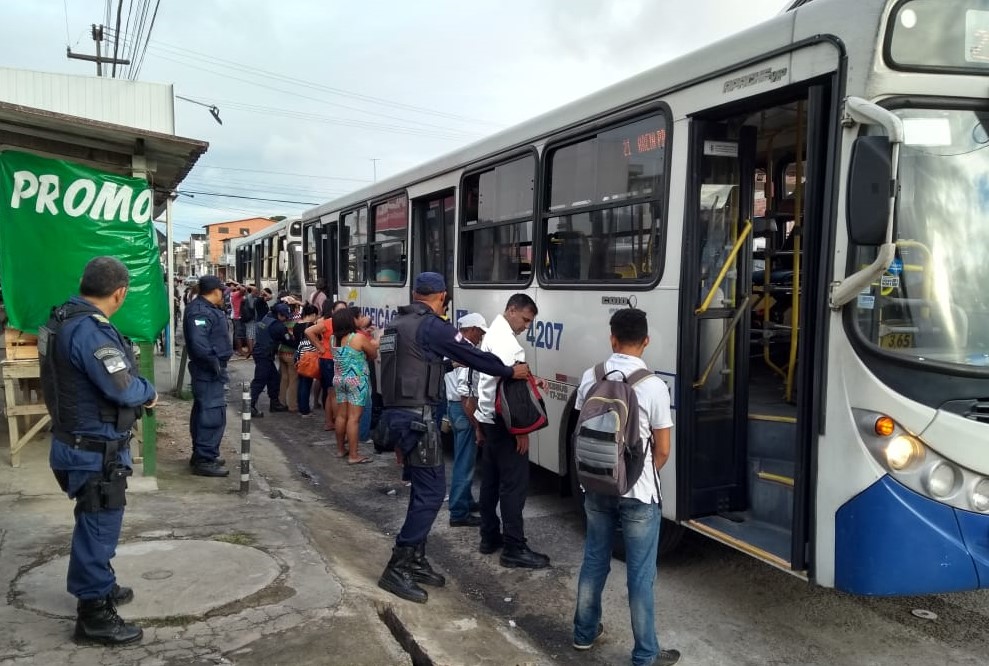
top-left (847, 135), bottom-right (891, 247)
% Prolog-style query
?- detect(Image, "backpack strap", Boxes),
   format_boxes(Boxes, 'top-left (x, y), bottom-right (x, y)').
top-left (626, 368), bottom-right (654, 386)
top-left (593, 362), bottom-right (607, 382)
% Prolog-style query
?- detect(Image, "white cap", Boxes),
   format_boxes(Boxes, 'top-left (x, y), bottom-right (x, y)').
top-left (457, 312), bottom-right (488, 332)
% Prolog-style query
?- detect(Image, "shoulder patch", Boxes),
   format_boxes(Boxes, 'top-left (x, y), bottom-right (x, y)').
top-left (454, 332), bottom-right (464, 343)
top-left (94, 346), bottom-right (127, 373)
top-left (194, 319), bottom-right (207, 326)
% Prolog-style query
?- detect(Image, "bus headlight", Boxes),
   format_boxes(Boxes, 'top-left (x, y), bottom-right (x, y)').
top-left (971, 479), bottom-right (989, 513)
top-left (885, 435), bottom-right (924, 471)
top-left (924, 462), bottom-right (960, 499)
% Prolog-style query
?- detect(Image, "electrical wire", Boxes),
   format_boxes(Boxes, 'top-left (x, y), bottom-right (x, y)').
top-left (170, 189), bottom-right (321, 205)
top-left (131, 0), bottom-right (161, 79)
top-left (62, 0), bottom-right (71, 45)
top-left (194, 164), bottom-right (371, 183)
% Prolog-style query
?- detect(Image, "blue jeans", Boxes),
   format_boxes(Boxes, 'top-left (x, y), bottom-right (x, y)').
top-left (298, 376), bottom-right (314, 415)
top-left (574, 493), bottom-right (661, 666)
top-left (447, 400), bottom-right (477, 520)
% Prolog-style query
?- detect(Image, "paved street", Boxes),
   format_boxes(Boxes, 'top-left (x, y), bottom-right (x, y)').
top-left (224, 357), bottom-right (989, 666)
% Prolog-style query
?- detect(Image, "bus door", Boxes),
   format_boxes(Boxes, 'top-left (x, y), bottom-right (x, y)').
top-left (319, 222), bottom-right (338, 301)
top-left (678, 120), bottom-right (757, 535)
top-left (410, 190), bottom-right (456, 307)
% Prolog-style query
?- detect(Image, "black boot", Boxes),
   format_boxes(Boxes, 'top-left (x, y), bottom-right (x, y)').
top-left (270, 401), bottom-right (288, 413)
top-left (377, 546), bottom-right (428, 603)
top-left (74, 597), bottom-right (143, 646)
top-left (408, 542), bottom-right (445, 587)
top-left (111, 584), bottom-right (134, 605)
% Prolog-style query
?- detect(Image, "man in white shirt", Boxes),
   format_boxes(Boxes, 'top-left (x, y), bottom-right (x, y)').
top-left (445, 313), bottom-right (488, 527)
top-left (475, 293), bottom-right (550, 569)
top-left (571, 308), bottom-right (680, 666)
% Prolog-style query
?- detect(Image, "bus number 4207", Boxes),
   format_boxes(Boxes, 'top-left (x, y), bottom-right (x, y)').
top-left (526, 321), bottom-right (564, 351)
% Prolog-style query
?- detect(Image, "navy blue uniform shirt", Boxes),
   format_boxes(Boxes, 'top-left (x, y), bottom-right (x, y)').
top-left (49, 296), bottom-right (156, 473)
top-left (416, 313), bottom-right (513, 380)
top-left (183, 296), bottom-right (233, 381)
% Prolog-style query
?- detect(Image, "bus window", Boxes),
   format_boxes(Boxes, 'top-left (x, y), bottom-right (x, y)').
top-left (460, 155), bottom-right (535, 284)
top-left (542, 112), bottom-right (668, 285)
top-left (340, 207), bottom-right (367, 285)
top-left (370, 194), bottom-right (408, 285)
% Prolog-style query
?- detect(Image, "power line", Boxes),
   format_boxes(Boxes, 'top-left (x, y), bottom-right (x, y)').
top-left (171, 189), bottom-right (319, 206)
top-left (135, 36), bottom-right (502, 127)
top-left (62, 0), bottom-right (71, 45)
top-left (107, 30), bottom-right (494, 134)
top-left (132, 0), bottom-right (160, 79)
top-left (111, 0), bottom-right (124, 77)
top-left (193, 164), bottom-right (371, 183)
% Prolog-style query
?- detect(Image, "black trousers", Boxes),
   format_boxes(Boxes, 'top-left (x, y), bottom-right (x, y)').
top-left (250, 356), bottom-right (279, 406)
top-left (479, 417), bottom-right (530, 548)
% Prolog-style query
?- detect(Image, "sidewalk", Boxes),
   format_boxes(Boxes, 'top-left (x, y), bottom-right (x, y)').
top-left (0, 353), bottom-right (553, 665)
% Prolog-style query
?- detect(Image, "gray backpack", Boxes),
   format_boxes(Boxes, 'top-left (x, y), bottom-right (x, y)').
top-left (573, 363), bottom-right (653, 496)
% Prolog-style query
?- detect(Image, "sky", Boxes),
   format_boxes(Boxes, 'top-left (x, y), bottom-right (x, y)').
top-left (2, 0), bottom-right (788, 241)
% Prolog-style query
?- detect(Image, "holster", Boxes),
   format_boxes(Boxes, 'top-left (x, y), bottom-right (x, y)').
top-left (72, 437), bottom-right (133, 513)
top-left (408, 406), bottom-right (442, 468)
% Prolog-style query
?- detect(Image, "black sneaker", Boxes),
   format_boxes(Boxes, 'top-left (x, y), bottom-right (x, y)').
top-left (192, 461), bottom-right (230, 477)
top-left (189, 457), bottom-right (226, 468)
top-left (270, 402), bottom-right (289, 413)
top-left (572, 623), bottom-right (604, 651)
top-left (656, 649), bottom-right (681, 666)
top-left (449, 515), bottom-right (481, 528)
top-left (500, 544), bottom-right (550, 569)
top-left (251, 407), bottom-right (264, 418)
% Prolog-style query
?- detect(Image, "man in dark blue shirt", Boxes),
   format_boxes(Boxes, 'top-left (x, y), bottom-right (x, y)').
top-left (39, 256), bottom-right (157, 646)
top-left (376, 272), bottom-right (529, 604)
top-left (249, 302), bottom-right (292, 417)
top-left (183, 276), bottom-right (233, 477)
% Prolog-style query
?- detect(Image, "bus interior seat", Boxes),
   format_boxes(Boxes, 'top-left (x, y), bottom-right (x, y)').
top-left (548, 231), bottom-right (590, 280)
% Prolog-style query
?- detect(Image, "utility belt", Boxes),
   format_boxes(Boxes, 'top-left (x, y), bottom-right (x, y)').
top-left (52, 433), bottom-right (133, 513)
top-left (393, 405), bottom-right (442, 468)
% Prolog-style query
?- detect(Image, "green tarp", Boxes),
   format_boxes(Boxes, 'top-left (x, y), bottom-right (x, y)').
top-left (0, 150), bottom-right (167, 343)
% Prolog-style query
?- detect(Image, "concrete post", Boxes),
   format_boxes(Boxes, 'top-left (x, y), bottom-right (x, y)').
top-left (240, 382), bottom-right (251, 494)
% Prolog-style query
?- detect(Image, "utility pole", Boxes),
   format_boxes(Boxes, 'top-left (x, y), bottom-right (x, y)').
top-left (370, 158), bottom-right (380, 183)
top-left (67, 24), bottom-right (130, 77)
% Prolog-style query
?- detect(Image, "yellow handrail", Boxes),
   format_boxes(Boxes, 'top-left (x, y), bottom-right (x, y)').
top-left (785, 101), bottom-right (804, 403)
top-left (696, 219), bottom-right (753, 315)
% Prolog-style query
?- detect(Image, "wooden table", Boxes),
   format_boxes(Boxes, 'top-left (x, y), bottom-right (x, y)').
top-left (1, 359), bottom-right (50, 467)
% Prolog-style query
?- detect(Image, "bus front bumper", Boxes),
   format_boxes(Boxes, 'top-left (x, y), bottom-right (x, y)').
top-left (835, 476), bottom-right (989, 595)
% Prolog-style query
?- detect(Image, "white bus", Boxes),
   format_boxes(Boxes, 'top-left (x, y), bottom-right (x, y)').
top-left (300, 0), bottom-right (989, 595)
top-left (231, 217), bottom-right (306, 297)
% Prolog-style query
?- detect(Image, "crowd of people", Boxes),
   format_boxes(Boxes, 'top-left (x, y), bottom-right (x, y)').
top-left (59, 267), bottom-right (679, 664)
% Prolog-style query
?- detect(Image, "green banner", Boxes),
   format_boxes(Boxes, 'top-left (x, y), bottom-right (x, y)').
top-left (0, 150), bottom-right (167, 342)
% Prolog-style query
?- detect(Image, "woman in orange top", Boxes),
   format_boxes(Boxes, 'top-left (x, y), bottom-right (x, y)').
top-left (306, 299), bottom-right (348, 430)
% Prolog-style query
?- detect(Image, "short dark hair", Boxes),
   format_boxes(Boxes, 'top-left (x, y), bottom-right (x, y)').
top-left (348, 306), bottom-right (363, 321)
top-left (301, 304), bottom-right (319, 318)
top-left (610, 308), bottom-right (648, 345)
top-left (79, 256), bottom-right (130, 298)
top-left (332, 308), bottom-right (356, 345)
top-left (322, 299), bottom-right (347, 319)
top-left (505, 293), bottom-right (537, 315)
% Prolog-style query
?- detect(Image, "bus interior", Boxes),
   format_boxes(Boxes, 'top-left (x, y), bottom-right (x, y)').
top-left (681, 82), bottom-right (832, 574)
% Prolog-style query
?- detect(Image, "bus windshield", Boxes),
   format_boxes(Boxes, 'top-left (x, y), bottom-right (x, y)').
top-left (853, 106), bottom-right (989, 369)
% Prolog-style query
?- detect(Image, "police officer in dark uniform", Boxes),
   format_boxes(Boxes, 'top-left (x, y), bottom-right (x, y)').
top-left (249, 302), bottom-right (292, 417)
top-left (183, 276), bottom-right (232, 477)
top-left (376, 272), bottom-right (529, 603)
top-left (38, 256), bottom-right (158, 645)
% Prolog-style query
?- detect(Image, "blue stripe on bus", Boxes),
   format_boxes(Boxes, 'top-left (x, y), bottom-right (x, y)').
top-left (835, 476), bottom-right (983, 595)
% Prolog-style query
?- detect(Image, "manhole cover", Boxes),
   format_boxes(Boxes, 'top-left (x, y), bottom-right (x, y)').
top-left (912, 609), bottom-right (938, 620)
top-left (142, 569), bottom-right (174, 580)
top-left (15, 539), bottom-right (279, 619)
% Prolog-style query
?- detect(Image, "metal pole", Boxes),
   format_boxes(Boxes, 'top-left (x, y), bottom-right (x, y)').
top-left (166, 197), bottom-right (176, 384)
top-left (240, 382), bottom-right (251, 494)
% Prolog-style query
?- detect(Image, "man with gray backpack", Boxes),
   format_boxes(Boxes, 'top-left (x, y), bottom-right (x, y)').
top-left (571, 308), bottom-right (680, 666)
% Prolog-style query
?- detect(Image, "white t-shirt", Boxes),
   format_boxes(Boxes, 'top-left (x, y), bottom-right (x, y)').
top-left (444, 366), bottom-right (467, 401)
top-left (574, 353), bottom-right (673, 504)
top-left (474, 313), bottom-right (526, 424)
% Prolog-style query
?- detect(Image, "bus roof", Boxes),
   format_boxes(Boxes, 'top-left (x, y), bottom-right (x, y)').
top-left (229, 216), bottom-right (299, 252)
top-left (301, 0), bottom-right (879, 223)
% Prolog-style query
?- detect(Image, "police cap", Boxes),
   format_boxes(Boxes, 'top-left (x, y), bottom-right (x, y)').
top-left (413, 272), bottom-right (446, 295)
top-left (198, 275), bottom-right (224, 295)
